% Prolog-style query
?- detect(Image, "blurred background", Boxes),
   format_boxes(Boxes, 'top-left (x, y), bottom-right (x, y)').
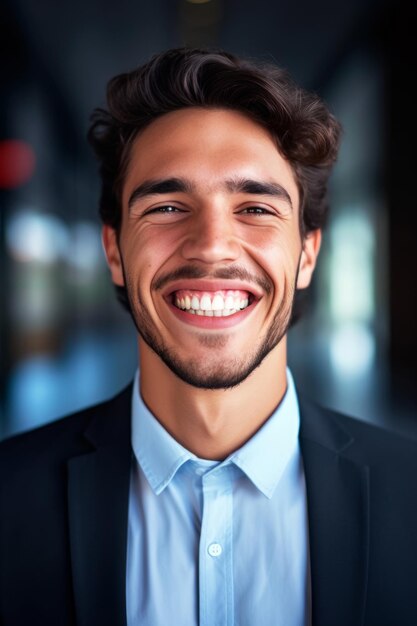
top-left (1, 0), bottom-right (416, 440)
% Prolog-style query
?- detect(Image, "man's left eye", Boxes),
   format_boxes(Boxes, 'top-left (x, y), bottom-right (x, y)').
top-left (241, 206), bottom-right (271, 215)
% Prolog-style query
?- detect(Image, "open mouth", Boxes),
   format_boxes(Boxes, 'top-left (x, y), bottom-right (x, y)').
top-left (172, 289), bottom-right (254, 317)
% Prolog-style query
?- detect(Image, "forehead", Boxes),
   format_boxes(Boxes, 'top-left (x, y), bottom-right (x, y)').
top-left (122, 107), bottom-right (299, 206)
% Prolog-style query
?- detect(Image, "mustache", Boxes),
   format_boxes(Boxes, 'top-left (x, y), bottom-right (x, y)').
top-left (152, 265), bottom-right (272, 295)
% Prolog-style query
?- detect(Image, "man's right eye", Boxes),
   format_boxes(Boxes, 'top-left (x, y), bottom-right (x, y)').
top-left (148, 205), bottom-right (181, 213)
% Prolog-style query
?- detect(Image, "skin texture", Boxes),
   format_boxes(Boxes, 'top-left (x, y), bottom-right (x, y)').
top-left (103, 108), bottom-right (321, 459)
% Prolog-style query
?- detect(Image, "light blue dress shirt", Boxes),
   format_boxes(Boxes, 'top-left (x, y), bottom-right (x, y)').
top-left (126, 369), bottom-right (311, 625)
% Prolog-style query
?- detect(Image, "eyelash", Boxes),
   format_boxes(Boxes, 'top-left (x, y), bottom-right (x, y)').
top-left (145, 205), bottom-right (274, 216)
top-left (241, 206), bottom-right (273, 215)
top-left (145, 205), bottom-right (183, 214)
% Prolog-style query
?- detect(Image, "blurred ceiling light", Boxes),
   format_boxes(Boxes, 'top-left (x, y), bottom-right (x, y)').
top-left (6, 209), bottom-right (69, 264)
top-left (329, 322), bottom-right (375, 377)
top-left (0, 140), bottom-right (36, 189)
top-left (328, 209), bottom-right (374, 323)
top-left (66, 221), bottom-right (103, 274)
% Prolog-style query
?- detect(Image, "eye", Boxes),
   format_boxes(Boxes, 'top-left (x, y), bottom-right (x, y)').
top-left (239, 206), bottom-right (274, 215)
top-left (146, 205), bottom-right (184, 214)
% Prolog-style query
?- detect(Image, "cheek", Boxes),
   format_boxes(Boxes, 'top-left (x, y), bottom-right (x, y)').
top-left (249, 228), bottom-right (301, 278)
top-left (122, 226), bottom-right (178, 277)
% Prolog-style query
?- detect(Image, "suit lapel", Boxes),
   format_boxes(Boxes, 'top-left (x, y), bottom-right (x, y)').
top-left (67, 385), bottom-right (133, 626)
top-left (65, 383), bottom-right (370, 625)
top-left (298, 398), bottom-right (370, 626)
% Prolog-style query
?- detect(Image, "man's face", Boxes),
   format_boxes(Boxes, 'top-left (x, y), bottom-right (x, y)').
top-left (104, 108), bottom-right (320, 389)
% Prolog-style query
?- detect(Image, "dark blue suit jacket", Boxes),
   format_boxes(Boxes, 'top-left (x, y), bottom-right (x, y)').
top-left (1, 383), bottom-right (417, 625)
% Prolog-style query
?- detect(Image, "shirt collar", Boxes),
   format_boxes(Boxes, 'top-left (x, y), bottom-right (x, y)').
top-left (131, 368), bottom-right (300, 499)
top-left (229, 368), bottom-right (300, 498)
top-left (131, 372), bottom-right (195, 495)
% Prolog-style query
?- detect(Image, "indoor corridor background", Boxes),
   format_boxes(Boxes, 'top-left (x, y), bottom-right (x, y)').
top-left (1, 0), bottom-right (416, 440)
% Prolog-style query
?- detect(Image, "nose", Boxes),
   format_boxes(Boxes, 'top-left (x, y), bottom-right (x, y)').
top-left (180, 209), bottom-right (241, 264)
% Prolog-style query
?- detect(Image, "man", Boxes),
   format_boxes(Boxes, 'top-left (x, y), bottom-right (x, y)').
top-left (1, 48), bottom-right (416, 626)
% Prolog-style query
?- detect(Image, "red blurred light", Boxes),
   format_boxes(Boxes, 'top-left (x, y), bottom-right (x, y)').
top-left (0, 140), bottom-right (36, 189)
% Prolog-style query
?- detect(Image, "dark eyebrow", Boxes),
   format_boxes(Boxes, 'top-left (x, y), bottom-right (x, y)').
top-left (128, 176), bottom-right (293, 210)
top-left (128, 178), bottom-right (193, 210)
top-left (225, 177), bottom-right (293, 209)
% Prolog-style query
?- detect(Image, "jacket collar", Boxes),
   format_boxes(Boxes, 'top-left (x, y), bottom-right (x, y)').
top-left (298, 396), bottom-right (370, 626)
top-left (67, 383), bottom-right (133, 626)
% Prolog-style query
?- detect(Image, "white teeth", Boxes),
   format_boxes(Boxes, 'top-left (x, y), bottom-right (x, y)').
top-left (200, 295), bottom-right (212, 311)
top-left (174, 291), bottom-right (252, 316)
top-left (212, 295), bottom-right (224, 311)
top-left (225, 295), bottom-right (235, 309)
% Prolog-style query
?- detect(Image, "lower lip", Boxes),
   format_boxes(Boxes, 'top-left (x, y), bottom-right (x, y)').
top-left (166, 299), bottom-right (258, 329)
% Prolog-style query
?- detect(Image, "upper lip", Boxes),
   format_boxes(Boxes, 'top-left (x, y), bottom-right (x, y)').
top-left (162, 279), bottom-right (264, 300)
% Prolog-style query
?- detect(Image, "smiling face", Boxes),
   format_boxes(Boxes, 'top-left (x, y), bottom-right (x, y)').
top-left (103, 108), bottom-right (321, 389)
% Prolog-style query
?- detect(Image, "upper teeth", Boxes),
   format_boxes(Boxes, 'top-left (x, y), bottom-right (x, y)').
top-left (174, 291), bottom-right (250, 316)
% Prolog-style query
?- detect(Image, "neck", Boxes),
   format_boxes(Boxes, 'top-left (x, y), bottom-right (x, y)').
top-left (138, 338), bottom-right (288, 460)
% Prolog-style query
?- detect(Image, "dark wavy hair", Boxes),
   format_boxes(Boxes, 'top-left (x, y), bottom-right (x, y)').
top-left (88, 47), bottom-right (341, 315)
top-left (89, 47), bottom-right (341, 232)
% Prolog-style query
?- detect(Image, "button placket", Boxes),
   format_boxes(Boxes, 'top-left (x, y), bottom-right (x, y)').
top-left (199, 470), bottom-right (234, 626)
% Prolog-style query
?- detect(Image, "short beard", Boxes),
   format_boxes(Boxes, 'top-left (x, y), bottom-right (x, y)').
top-left (122, 264), bottom-right (299, 390)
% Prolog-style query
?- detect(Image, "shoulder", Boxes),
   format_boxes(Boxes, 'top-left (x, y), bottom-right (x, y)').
top-left (298, 396), bottom-right (417, 542)
top-left (298, 394), bottom-right (417, 469)
top-left (0, 382), bottom-right (133, 475)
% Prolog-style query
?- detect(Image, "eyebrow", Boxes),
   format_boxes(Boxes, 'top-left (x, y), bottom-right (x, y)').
top-left (128, 178), bottom-right (192, 209)
top-left (225, 177), bottom-right (293, 209)
top-left (128, 176), bottom-right (293, 210)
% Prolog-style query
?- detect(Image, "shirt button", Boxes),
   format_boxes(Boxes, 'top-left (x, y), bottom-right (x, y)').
top-left (208, 542), bottom-right (223, 557)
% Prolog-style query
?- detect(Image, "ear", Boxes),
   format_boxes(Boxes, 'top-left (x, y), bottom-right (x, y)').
top-left (102, 225), bottom-right (125, 286)
top-left (296, 229), bottom-right (322, 290)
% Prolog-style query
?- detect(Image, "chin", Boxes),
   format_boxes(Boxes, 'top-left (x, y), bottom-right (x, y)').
top-left (144, 333), bottom-right (283, 390)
